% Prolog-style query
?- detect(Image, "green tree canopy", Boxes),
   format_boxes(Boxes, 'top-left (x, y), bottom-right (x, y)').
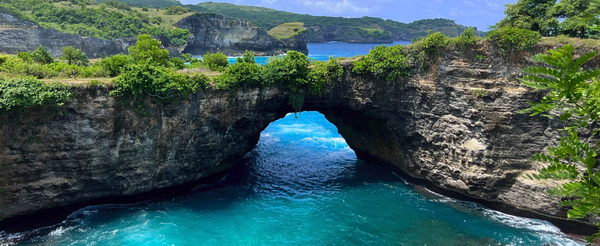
top-left (128, 34), bottom-right (170, 66)
top-left (31, 46), bottom-right (54, 65)
top-left (496, 0), bottom-right (559, 35)
top-left (60, 46), bottom-right (89, 66)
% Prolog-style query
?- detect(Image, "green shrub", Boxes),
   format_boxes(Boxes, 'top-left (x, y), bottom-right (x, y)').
top-left (167, 28), bottom-right (191, 47)
top-left (455, 27), bottom-right (479, 52)
top-left (181, 53), bottom-right (193, 63)
top-left (60, 46), bottom-right (89, 66)
top-left (486, 27), bottom-right (541, 54)
top-left (353, 45), bottom-right (410, 82)
top-left (170, 57), bottom-right (185, 70)
top-left (261, 51), bottom-right (310, 92)
top-left (129, 34), bottom-right (170, 67)
top-left (215, 62), bottom-right (261, 89)
top-left (100, 54), bottom-right (132, 77)
top-left (110, 59), bottom-right (207, 104)
top-left (88, 80), bottom-right (103, 87)
top-left (0, 54), bottom-right (107, 79)
top-left (422, 32), bottom-right (449, 54)
top-left (17, 52), bottom-right (34, 62)
top-left (203, 52), bottom-right (229, 71)
top-left (308, 58), bottom-right (343, 95)
top-left (237, 50), bottom-right (256, 64)
top-left (0, 77), bottom-right (73, 113)
top-left (32, 46), bottom-right (54, 65)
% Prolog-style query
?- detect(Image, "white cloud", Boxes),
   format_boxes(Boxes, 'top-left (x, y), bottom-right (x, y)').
top-left (486, 1), bottom-right (499, 7)
top-left (261, 0), bottom-right (278, 4)
top-left (464, 1), bottom-right (474, 6)
top-left (301, 0), bottom-right (372, 14)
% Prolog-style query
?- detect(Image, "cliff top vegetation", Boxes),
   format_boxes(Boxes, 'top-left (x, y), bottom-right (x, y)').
top-left (0, 0), bottom-right (194, 42)
top-left (20, 0), bottom-right (485, 40)
top-left (267, 22), bottom-right (306, 40)
top-left (196, 2), bottom-right (485, 39)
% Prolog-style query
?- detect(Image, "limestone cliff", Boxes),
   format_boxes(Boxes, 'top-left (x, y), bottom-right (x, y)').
top-left (0, 43), bottom-right (597, 234)
top-left (177, 13), bottom-right (308, 56)
top-left (0, 13), bottom-right (131, 59)
top-left (0, 12), bottom-right (308, 59)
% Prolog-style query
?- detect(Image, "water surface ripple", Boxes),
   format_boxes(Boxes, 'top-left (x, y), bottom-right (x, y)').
top-left (6, 112), bottom-right (582, 246)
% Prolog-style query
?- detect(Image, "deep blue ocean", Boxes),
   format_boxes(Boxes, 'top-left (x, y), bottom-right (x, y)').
top-left (3, 43), bottom-right (584, 245)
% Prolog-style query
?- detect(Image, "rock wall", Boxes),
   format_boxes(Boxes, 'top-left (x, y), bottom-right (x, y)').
top-left (0, 44), bottom-right (597, 233)
top-left (0, 12), bottom-right (308, 59)
top-left (178, 13), bottom-right (308, 56)
top-left (305, 25), bottom-right (397, 43)
top-left (0, 13), bottom-right (130, 59)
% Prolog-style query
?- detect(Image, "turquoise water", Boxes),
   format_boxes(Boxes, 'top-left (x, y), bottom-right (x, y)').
top-left (6, 112), bottom-right (582, 245)
top-left (226, 41), bottom-right (411, 64)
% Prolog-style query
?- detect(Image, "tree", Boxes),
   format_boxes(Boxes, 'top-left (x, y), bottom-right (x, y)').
top-left (496, 0), bottom-right (559, 36)
top-left (128, 34), bottom-right (170, 66)
top-left (520, 44), bottom-right (600, 244)
top-left (60, 46), bottom-right (89, 66)
top-left (551, 0), bottom-right (600, 36)
top-left (31, 46), bottom-right (54, 65)
top-left (203, 51), bottom-right (229, 71)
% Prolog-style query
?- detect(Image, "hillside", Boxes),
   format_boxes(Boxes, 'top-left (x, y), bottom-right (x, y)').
top-left (0, 0), bottom-right (194, 42)
top-left (95, 0), bottom-right (210, 12)
top-left (196, 2), bottom-right (485, 41)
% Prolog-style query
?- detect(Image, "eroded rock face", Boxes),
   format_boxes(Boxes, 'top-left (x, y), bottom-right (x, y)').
top-left (0, 45), bottom-right (596, 232)
top-left (0, 86), bottom-right (290, 222)
top-left (0, 12), bottom-right (308, 59)
top-left (177, 13), bottom-right (308, 56)
top-left (0, 13), bottom-right (130, 59)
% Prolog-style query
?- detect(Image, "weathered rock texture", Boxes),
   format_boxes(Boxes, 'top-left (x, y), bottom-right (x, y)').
top-left (0, 43), bottom-right (598, 232)
top-left (0, 13), bottom-right (130, 59)
top-left (0, 12), bottom-right (308, 59)
top-left (178, 13), bottom-right (308, 56)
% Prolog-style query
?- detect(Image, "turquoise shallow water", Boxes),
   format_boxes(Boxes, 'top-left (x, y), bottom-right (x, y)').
top-left (224, 41), bottom-right (412, 64)
top-left (6, 112), bottom-right (582, 245)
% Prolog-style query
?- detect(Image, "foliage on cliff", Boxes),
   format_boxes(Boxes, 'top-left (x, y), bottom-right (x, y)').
top-left (353, 45), bottom-right (411, 82)
top-left (0, 0), bottom-right (192, 45)
top-left (196, 2), bottom-right (484, 39)
top-left (268, 22), bottom-right (306, 40)
top-left (95, 0), bottom-right (210, 12)
top-left (110, 59), bottom-right (209, 104)
top-left (487, 27), bottom-right (542, 56)
top-left (0, 53), bottom-right (107, 79)
top-left (521, 44), bottom-right (600, 243)
top-left (0, 77), bottom-right (73, 113)
top-left (495, 0), bottom-right (600, 37)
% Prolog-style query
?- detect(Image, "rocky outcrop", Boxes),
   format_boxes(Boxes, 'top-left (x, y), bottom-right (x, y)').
top-left (0, 13), bottom-right (131, 59)
top-left (177, 13), bottom-right (308, 56)
top-left (0, 43), bottom-right (597, 234)
top-left (305, 25), bottom-right (396, 43)
top-left (0, 12), bottom-right (308, 59)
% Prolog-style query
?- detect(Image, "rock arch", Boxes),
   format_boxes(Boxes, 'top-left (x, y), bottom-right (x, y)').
top-left (0, 60), bottom-right (594, 234)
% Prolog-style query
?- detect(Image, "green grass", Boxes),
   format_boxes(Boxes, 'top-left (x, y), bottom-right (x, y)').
top-left (540, 36), bottom-right (600, 48)
top-left (268, 22), bottom-right (306, 40)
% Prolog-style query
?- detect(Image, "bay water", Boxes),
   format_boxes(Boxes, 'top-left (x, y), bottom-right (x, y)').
top-left (2, 42), bottom-right (585, 245)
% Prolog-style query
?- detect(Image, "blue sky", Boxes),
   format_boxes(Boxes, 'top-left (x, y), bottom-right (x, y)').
top-left (180, 0), bottom-right (516, 31)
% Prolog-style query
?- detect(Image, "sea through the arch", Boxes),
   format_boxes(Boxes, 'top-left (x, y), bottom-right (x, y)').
top-left (192, 41), bottom-right (412, 64)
